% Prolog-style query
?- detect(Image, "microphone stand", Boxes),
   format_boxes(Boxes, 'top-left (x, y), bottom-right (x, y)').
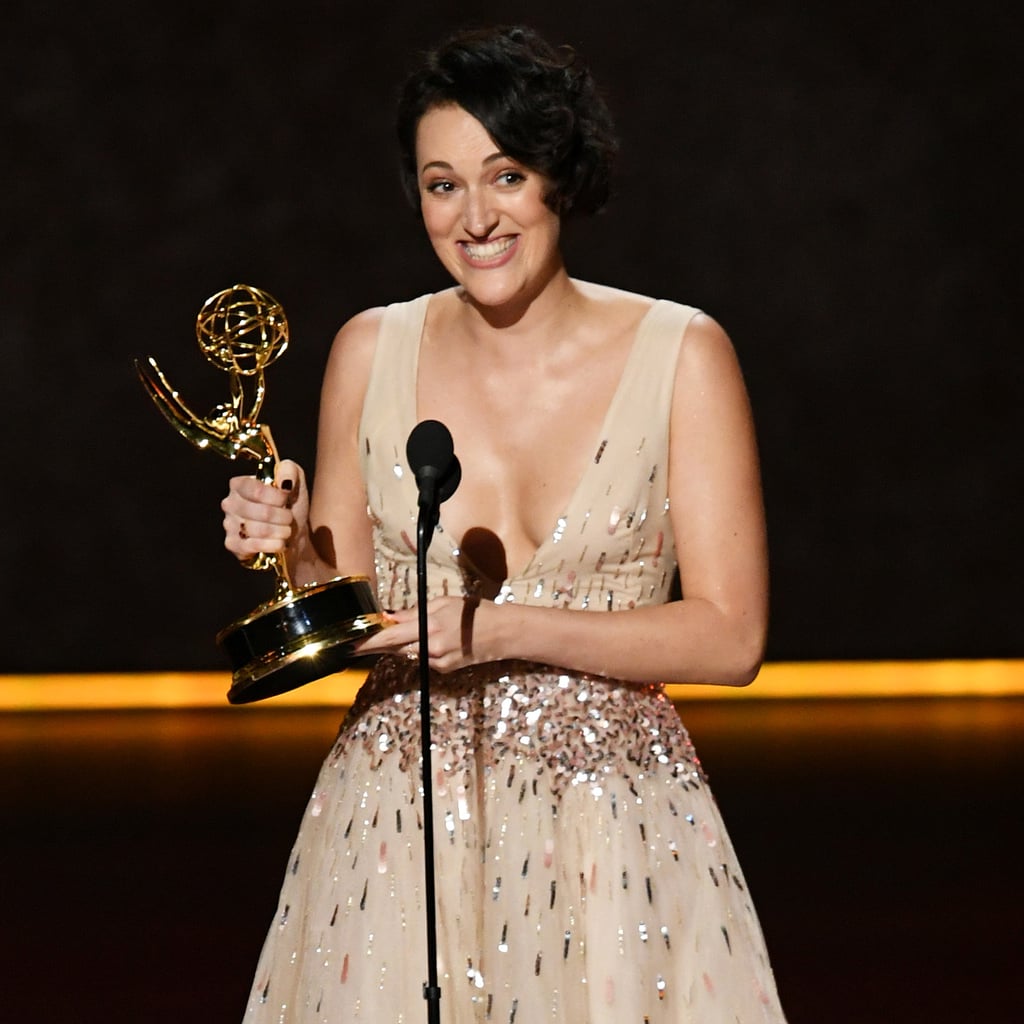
top-left (416, 493), bottom-right (442, 1024)
top-left (406, 419), bottom-right (460, 1024)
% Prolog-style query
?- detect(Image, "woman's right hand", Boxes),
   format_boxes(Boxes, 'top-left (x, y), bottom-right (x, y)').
top-left (221, 458), bottom-right (309, 562)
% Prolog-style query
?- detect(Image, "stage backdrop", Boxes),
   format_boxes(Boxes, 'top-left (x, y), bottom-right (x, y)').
top-left (3, 0), bottom-right (1018, 672)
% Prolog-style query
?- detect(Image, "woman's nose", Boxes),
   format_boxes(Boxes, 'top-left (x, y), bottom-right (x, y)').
top-left (462, 189), bottom-right (498, 238)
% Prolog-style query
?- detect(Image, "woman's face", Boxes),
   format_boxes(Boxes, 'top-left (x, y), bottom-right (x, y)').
top-left (415, 104), bottom-right (563, 310)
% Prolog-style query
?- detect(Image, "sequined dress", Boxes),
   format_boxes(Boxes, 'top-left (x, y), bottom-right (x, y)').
top-left (243, 295), bottom-right (787, 1023)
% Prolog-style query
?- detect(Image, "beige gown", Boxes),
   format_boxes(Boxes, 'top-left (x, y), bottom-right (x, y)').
top-left (243, 294), bottom-right (787, 1023)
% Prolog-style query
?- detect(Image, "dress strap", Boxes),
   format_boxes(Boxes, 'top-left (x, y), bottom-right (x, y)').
top-left (360, 294), bottom-right (430, 446)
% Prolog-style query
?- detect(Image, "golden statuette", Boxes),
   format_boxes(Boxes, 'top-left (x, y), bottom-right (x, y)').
top-left (136, 284), bottom-right (384, 703)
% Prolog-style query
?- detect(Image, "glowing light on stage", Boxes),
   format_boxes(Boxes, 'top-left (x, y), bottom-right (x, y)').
top-left (1, 661), bottom-right (1022, 711)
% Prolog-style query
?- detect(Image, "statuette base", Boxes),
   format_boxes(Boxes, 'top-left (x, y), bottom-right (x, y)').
top-left (218, 575), bottom-right (384, 704)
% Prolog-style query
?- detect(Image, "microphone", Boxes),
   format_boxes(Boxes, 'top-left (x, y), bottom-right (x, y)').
top-left (406, 419), bottom-right (461, 511)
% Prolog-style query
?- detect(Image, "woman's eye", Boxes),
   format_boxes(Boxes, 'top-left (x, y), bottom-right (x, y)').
top-left (497, 171), bottom-right (525, 186)
top-left (425, 180), bottom-right (455, 194)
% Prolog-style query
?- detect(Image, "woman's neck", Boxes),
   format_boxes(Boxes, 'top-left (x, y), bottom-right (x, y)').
top-left (453, 264), bottom-right (582, 346)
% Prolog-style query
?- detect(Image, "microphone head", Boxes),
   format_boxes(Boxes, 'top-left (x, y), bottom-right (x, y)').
top-left (406, 419), bottom-right (454, 475)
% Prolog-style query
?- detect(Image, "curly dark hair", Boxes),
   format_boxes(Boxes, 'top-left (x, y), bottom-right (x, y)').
top-left (396, 25), bottom-right (618, 218)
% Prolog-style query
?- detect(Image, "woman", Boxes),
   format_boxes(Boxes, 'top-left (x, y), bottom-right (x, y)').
top-left (225, 25), bottom-right (785, 1023)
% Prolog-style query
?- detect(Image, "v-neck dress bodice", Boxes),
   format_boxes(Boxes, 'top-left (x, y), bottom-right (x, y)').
top-left (360, 293), bottom-right (697, 613)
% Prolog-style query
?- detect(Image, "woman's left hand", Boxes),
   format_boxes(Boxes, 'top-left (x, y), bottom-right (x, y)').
top-left (357, 596), bottom-right (495, 672)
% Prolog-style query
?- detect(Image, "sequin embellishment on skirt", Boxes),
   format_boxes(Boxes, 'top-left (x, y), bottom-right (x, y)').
top-left (243, 657), bottom-right (786, 1023)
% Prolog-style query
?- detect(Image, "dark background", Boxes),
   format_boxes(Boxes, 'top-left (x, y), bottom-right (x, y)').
top-left (3, 0), bottom-right (1019, 672)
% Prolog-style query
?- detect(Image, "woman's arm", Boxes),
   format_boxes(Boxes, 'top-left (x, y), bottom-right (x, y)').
top-left (221, 308), bottom-right (384, 588)
top-left (364, 313), bottom-right (769, 686)
top-left (298, 307), bottom-right (383, 585)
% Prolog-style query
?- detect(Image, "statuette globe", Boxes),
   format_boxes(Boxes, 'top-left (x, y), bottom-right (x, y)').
top-left (196, 283), bottom-right (288, 376)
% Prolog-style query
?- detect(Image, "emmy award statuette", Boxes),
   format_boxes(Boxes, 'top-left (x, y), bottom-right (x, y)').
top-left (136, 284), bottom-right (384, 703)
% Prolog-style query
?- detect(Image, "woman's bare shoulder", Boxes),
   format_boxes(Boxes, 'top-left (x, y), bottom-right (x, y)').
top-left (317, 307), bottom-right (389, 414)
top-left (678, 311), bottom-right (739, 367)
top-left (329, 305), bottom-right (386, 356)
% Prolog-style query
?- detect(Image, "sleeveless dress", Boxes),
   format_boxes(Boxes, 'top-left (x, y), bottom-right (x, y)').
top-left (243, 294), bottom-right (787, 1023)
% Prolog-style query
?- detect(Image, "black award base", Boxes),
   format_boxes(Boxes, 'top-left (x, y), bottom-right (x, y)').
top-left (218, 575), bottom-right (384, 704)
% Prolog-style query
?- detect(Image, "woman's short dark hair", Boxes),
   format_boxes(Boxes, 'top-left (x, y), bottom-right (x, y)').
top-left (396, 25), bottom-right (618, 218)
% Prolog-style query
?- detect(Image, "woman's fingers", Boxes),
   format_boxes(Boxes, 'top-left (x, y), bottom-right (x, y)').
top-left (221, 475), bottom-right (296, 556)
top-left (355, 598), bottom-right (486, 671)
top-left (274, 459), bottom-right (303, 504)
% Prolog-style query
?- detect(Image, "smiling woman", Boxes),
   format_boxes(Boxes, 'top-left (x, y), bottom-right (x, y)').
top-left (218, 24), bottom-right (785, 1024)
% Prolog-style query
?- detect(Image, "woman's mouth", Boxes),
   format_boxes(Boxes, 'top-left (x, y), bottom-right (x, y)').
top-left (459, 236), bottom-right (517, 263)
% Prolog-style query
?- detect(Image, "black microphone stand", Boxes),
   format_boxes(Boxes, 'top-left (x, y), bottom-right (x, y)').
top-left (416, 497), bottom-right (442, 1024)
top-left (406, 419), bottom-right (460, 1024)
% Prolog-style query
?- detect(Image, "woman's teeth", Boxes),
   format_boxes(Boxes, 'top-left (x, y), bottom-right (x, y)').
top-left (463, 237), bottom-right (515, 260)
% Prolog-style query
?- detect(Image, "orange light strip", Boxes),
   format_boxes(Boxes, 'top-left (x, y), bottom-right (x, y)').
top-left (0, 660), bottom-right (1021, 711)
